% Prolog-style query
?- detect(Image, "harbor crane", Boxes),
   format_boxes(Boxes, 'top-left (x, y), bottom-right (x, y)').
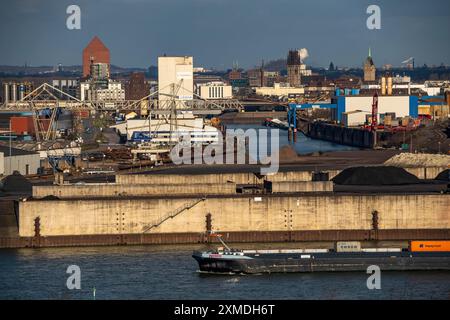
top-left (401, 57), bottom-right (415, 69)
top-left (0, 82), bottom-right (243, 142)
top-left (371, 92), bottom-right (378, 132)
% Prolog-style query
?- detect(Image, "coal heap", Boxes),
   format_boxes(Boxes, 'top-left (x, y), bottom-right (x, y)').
top-left (332, 166), bottom-right (420, 185)
top-left (41, 195), bottom-right (60, 200)
top-left (435, 169), bottom-right (450, 181)
top-left (0, 171), bottom-right (32, 194)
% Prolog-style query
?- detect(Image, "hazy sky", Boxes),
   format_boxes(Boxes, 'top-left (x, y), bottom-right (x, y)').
top-left (0, 0), bottom-right (449, 69)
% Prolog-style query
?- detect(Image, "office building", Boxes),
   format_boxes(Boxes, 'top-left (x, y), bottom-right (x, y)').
top-left (196, 82), bottom-right (232, 99)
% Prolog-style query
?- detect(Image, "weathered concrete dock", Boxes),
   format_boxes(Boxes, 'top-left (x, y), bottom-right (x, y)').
top-left (1, 165), bottom-right (449, 248)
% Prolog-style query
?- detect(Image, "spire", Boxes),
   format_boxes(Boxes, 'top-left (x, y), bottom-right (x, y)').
top-left (368, 47), bottom-right (372, 58)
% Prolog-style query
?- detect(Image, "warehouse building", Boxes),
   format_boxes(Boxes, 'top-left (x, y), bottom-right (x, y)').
top-left (289, 93), bottom-right (420, 124)
top-left (255, 83), bottom-right (305, 97)
top-left (0, 146), bottom-right (40, 176)
top-left (331, 94), bottom-right (419, 122)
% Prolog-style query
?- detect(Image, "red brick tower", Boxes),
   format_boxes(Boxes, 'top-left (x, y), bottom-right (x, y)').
top-left (82, 36), bottom-right (110, 78)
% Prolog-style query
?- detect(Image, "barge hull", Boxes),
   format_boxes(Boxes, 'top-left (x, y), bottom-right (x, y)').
top-left (193, 253), bottom-right (450, 274)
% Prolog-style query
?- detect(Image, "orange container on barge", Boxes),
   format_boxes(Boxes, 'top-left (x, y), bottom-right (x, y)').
top-left (410, 241), bottom-right (450, 252)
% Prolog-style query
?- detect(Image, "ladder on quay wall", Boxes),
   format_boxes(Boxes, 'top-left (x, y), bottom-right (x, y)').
top-left (142, 197), bottom-right (206, 233)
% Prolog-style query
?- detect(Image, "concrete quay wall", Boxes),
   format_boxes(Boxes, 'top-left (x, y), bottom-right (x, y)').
top-left (115, 167), bottom-right (448, 187)
top-left (116, 169), bottom-right (341, 185)
top-left (32, 182), bottom-right (236, 199)
top-left (307, 122), bottom-right (374, 148)
top-left (19, 194), bottom-right (450, 237)
top-left (270, 181), bottom-right (333, 193)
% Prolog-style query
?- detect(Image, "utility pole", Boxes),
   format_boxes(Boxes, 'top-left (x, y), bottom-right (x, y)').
top-left (148, 110), bottom-right (152, 142)
top-left (9, 119), bottom-right (12, 173)
top-left (410, 134), bottom-right (413, 153)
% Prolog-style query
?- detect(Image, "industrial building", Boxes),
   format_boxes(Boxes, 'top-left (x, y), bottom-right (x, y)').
top-left (111, 112), bottom-right (219, 144)
top-left (51, 79), bottom-right (79, 99)
top-left (82, 36), bottom-right (110, 78)
top-left (195, 82), bottom-right (232, 99)
top-left (125, 72), bottom-right (150, 100)
top-left (158, 56), bottom-right (194, 103)
top-left (332, 94), bottom-right (418, 122)
top-left (361, 77), bottom-right (443, 96)
top-left (255, 83), bottom-right (305, 97)
top-left (417, 93), bottom-right (450, 119)
top-left (2, 82), bottom-right (33, 103)
top-left (290, 91), bottom-right (419, 123)
top-left (0, 145), bottom-right (40, 176)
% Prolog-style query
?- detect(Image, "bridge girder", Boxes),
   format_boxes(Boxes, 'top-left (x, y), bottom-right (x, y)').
top-left (0, 82), bottom-right (243, 112)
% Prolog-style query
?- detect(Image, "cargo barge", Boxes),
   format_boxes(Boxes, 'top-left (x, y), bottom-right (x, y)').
top-left (192, 239), bottom-right (450, 274)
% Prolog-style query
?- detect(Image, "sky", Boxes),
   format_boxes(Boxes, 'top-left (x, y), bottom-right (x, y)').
top-left (0, 0), bottom-right (449, 69)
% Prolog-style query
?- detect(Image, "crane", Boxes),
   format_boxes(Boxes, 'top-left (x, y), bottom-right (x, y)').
top-left (401, 57), bottom-right (415, 69)
top-left (371, 92), bottom-right (378, 132)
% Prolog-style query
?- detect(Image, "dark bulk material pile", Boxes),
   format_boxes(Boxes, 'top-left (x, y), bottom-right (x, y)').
top-left (0, 171), bottom-right (32, 194)
top-left (435, 169), bottom-right (450, 181)
top-left (332, 166), bottom-right (420, 185)
top-left (278, 145), bottom-right (299, 163)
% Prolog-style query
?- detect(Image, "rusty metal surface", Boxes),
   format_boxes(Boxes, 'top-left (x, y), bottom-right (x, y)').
top-left (0, 229), bottom-right (449, 249)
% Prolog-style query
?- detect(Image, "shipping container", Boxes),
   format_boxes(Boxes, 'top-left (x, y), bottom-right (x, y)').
top-left (335, 241), bottom-right (361, 252)
top-left (73, 110), bottom-right (90, 119)
top-left (11, 116), bottom-right (35, 135)
top-left (391, 119), bottom-right (399, 127)
top-left (410, 241), bottom-right (450, 252)
top-left (342, 111), bottom-right (366, 127)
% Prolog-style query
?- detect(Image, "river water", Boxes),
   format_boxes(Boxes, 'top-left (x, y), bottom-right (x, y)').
top-left (226, 124), bottom-right (357, 157)
top-left (1, 245), bottom-right (449, 300)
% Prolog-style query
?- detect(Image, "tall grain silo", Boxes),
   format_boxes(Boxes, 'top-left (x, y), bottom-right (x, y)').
top-left (387, 75), bottom-right (393, 95)
top-left (381, 76), bottom-right (386, 95)
top-left (19, 84), bottom-right (25, 100)
top-left (3, 83), bottom-right (9, 103)
top-left (11, 83), bottom-right (17, 102)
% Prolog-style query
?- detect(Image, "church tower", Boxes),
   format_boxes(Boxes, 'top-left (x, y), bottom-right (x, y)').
top-left (363, 48), bottom-right (376, 82)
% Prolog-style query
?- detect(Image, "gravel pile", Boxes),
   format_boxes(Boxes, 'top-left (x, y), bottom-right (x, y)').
top-left (332, 166), bottom-right (420, 185)
top-left (384, 153), bottom-right (450, 168)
